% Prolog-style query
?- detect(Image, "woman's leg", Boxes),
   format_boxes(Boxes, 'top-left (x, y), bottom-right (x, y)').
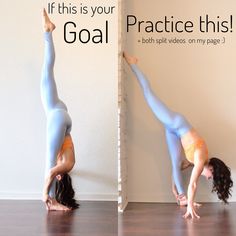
top-left (124, 53), bottom-right (190, 203)
top-left (165, 129), bottom-right (185, 195)
top-left (131, 63), bottom-right (191, 136)
top-left (41, 31), bottom-right (67, 115)
top-left (41, 9), bottom-right (67, 115)
top-left (124, 53), bottom-right (192, 137)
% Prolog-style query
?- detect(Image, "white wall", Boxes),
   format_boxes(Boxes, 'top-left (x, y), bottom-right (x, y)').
top-left (0, 0), bottom-right (118, 200)
top-left (125, 0), bottom-right (236, 202)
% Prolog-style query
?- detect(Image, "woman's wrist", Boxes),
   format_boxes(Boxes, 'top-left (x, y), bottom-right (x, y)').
top-left (187, 199), bottom-right (194, 206)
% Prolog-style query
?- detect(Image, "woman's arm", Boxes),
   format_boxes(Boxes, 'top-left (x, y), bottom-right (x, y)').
top-left (43, 149), bottom-right (75, 201)
top-left (43, 163), bottom-right (67, 201)
top-left (184, 150), bottom-right (205, 219)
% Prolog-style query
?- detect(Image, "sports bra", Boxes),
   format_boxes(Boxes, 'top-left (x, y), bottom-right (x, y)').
top-left (57, 135), bottom-right (74, 159)
top-left (181, 129), bottom-right (208, 164)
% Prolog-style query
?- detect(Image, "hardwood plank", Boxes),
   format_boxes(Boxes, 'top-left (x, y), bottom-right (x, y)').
top-left (0, 200), bottom-right (117, 236)
top-left (119, 202), bottom-right (236, 236)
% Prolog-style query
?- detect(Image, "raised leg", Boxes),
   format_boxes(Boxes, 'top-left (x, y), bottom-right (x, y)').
top-left (130, 63), bottom-right (192, 137)
top-left (123, 52), bottom-right (192, 136)
top-left (41, 32), bottom-right (67, 115)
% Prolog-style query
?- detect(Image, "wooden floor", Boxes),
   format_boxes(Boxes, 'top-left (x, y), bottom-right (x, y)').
top-left (0, 200), bottom-right (117, 236)
top-left (119, 202), bottom-right (236, 236)
top-left (1, 201), bottom-right (236, 236)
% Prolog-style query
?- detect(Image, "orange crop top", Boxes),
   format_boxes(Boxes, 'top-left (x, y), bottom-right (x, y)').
top-left (57, 135), bottom-right (74, 159)
top-left (181, 129), bottom-right (208, 164)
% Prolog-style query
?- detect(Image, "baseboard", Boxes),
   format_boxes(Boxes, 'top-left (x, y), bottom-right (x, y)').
top-left (128, 193), bottom-right (175, 203)
top-left (118, 199), bottom-right (128, 212)
top-left (2, 192), bottom-right (235, 203)
top-left (0, 192), bottom-right (42, 200)
top-left (127, 193), bottom-right (236, 203)
top-left (76, 193), bottom-right (118, 201)
top-left (0, 192), bottom-right (118, 201)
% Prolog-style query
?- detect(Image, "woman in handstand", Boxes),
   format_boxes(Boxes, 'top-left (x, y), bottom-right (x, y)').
top-left (123, 52), bottom-right (233, 219)
top-left (42, 9), bottom-right (79, 211)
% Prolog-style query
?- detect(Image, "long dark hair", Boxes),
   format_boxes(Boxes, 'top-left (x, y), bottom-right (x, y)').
top-left (55, 173), bottom-right (79, 209)
top-left (209, 157), bottom-right (233, 204)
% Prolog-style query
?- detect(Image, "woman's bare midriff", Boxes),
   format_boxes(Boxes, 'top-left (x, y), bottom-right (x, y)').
top-left (57, 148), bottom-right (75, 172)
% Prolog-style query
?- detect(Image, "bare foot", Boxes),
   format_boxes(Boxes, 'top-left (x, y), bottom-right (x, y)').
top-left (193, 202), bottom-right (202, 208)
top-left (177, 194), bottom-right (188, 206)
top-left (123, 52), bottom-right (138, 65)
top-left (47, 199), bottom-right (71, 211)
top-left (43, 8), bottom-right (56, 32)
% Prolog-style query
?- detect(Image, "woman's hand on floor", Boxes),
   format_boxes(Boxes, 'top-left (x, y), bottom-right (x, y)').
top-left (183, 204), bottom-right (200, 219)
top-left (43, 194), bottom-right (53, 208)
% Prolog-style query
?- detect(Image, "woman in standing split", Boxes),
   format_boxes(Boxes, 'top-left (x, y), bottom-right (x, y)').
top-left (41, 9), bottom-right (79, 211)
top-left (123, 52), bottom-right (233, 219)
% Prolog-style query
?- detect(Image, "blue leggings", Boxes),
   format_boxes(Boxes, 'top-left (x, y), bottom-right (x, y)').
top-left (41, 32), bottom-right (72, 198)
top-left (131, 64), bottom-right (192, 195)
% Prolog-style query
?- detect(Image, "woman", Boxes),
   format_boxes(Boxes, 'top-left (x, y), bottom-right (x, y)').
top-left (42, 9), bottom-right (79, 211)
top-left (123, 52), bottom-right (233, 219)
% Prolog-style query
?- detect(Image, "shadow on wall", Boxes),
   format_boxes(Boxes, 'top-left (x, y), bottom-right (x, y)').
top-left (72, 169), bottom-right (116, 188)
top-left (192, 78), bottom-right (236, 172)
